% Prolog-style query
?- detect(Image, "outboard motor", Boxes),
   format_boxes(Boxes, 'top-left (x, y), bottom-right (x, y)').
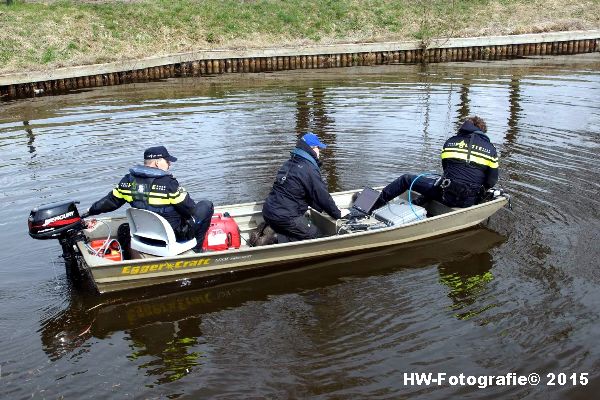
top-left (28, 201), bottom-right (86, 269)
top-left (28, 200), bottom-right (84, 240)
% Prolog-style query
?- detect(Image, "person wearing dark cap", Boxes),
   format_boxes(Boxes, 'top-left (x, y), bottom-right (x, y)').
top-left (378, 116), bottom-right (499, 208)
top-left (261, 132), bottom-right (343, 243)
top-left (86, 145), bottom-right (214, 253)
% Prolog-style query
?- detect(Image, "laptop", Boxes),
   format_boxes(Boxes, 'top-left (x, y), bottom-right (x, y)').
top-left (349, 187), bottom-right (381, 218)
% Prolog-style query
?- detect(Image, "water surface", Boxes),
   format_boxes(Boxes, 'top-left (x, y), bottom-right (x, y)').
top-left (0, 54), bottom-right (599, 399)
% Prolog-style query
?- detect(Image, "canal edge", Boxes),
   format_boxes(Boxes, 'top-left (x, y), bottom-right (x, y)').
top-left (1, 30), bottom-right (599, 100)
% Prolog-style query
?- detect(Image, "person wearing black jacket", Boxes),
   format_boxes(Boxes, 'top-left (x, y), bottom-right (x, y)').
top-left (379, 116), bottom-right (499, 208)
top-left (262, 133), bottom-right (342, 242)
top-left (86, 146), bottom-right (213, 253)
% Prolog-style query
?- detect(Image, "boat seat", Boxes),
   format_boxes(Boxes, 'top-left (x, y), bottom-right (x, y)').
top-left (126, 208), bottom-right (197, 257)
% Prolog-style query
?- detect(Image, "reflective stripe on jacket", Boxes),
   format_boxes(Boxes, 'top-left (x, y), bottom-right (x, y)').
top-left (88, 165), bottom-right (196, 230)
top-left (441, 122), bottom-right (499, 189)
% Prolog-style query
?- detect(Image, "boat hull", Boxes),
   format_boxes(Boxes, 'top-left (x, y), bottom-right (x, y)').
top-left (74, 194), bottom-right (508, 294)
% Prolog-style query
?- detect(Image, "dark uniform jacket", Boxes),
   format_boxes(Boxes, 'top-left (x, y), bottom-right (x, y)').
top-left (262, 140), bottom-right (342, 222)
top-left (441, 121), bottom-right (499, 190)
top-left (88, 165), bottom-right (196, 230)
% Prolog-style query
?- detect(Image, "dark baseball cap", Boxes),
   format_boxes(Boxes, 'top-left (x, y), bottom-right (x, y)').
top-left (143, 146), bottom-right (177, 162)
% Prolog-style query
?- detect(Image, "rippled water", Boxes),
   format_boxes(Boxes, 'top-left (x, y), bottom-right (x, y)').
top-left (1, 54), bottom-right (599, 399)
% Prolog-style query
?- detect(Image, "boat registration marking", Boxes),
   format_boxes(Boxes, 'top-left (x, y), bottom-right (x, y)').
top-left (120, 258), bottom-right (211, 275)
top-left (214, 255), bottom-right (252, 263)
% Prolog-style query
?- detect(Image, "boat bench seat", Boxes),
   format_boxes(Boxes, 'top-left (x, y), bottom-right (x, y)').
top-left (426, 200), bottom-right (458, 215)
top-left (308, 209), bottom-right (338, 237)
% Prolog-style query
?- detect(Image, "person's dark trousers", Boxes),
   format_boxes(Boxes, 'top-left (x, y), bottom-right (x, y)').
top-left (179, 200), bottom-right (214, 249)
top-left (380, 174), bottom-right (440, 204)
top-left (263, 215), bottom-right (320, 243)
top-left (192, 199), bottom-right (214, 244)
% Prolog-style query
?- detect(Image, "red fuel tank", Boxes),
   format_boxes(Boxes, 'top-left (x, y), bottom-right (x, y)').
top-left (202, 213), bottom-right (241, 251)
top-left (89, 239), bottom-right (123, 262)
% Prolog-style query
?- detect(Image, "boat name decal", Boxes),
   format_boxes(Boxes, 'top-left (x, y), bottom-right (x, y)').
top-left (120, 258), bottom-right (211, 275)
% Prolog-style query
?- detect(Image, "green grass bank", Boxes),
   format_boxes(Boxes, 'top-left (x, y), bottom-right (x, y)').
top-left (1, 0), bottom-right (599, 75)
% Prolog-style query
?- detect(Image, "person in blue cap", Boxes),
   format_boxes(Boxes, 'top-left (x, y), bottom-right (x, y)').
top-left (85, 145), bottom-right (214, 253)
top-left (377, 116), bottom-right (499, 208)
top-left (262, 132), bottom-right (343, 243)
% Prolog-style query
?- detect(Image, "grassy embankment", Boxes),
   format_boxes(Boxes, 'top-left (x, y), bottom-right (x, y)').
top-left (0, 0), bottom-right (599, 75)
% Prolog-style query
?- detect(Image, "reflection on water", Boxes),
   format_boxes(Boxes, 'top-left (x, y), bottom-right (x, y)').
top-left (1, 54), bottom-right (599, 399)
top-left (128, 317), bottom-right (205, 385)
top-left (24, 121), bottom-right (36, 156)
top-left (438, 252), bottom-right (495, 321)
top-left (295, 86), bottom-right (340, 188)
top-left (40, 228), bottom-right (504, 384)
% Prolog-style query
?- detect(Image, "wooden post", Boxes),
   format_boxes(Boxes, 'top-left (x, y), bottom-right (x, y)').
top-left (360, 53), bottom-right (367, 65)
top-left (422, 49), bottom-right (429, 63)
top-left (582, 40), bottom-right (590, 53)
top-left (399, 50), bottom-right (406, 63)
top-left (192, 61), bottom-right (200, 76)
top-left (446, 48), bottom-right (453, 61)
